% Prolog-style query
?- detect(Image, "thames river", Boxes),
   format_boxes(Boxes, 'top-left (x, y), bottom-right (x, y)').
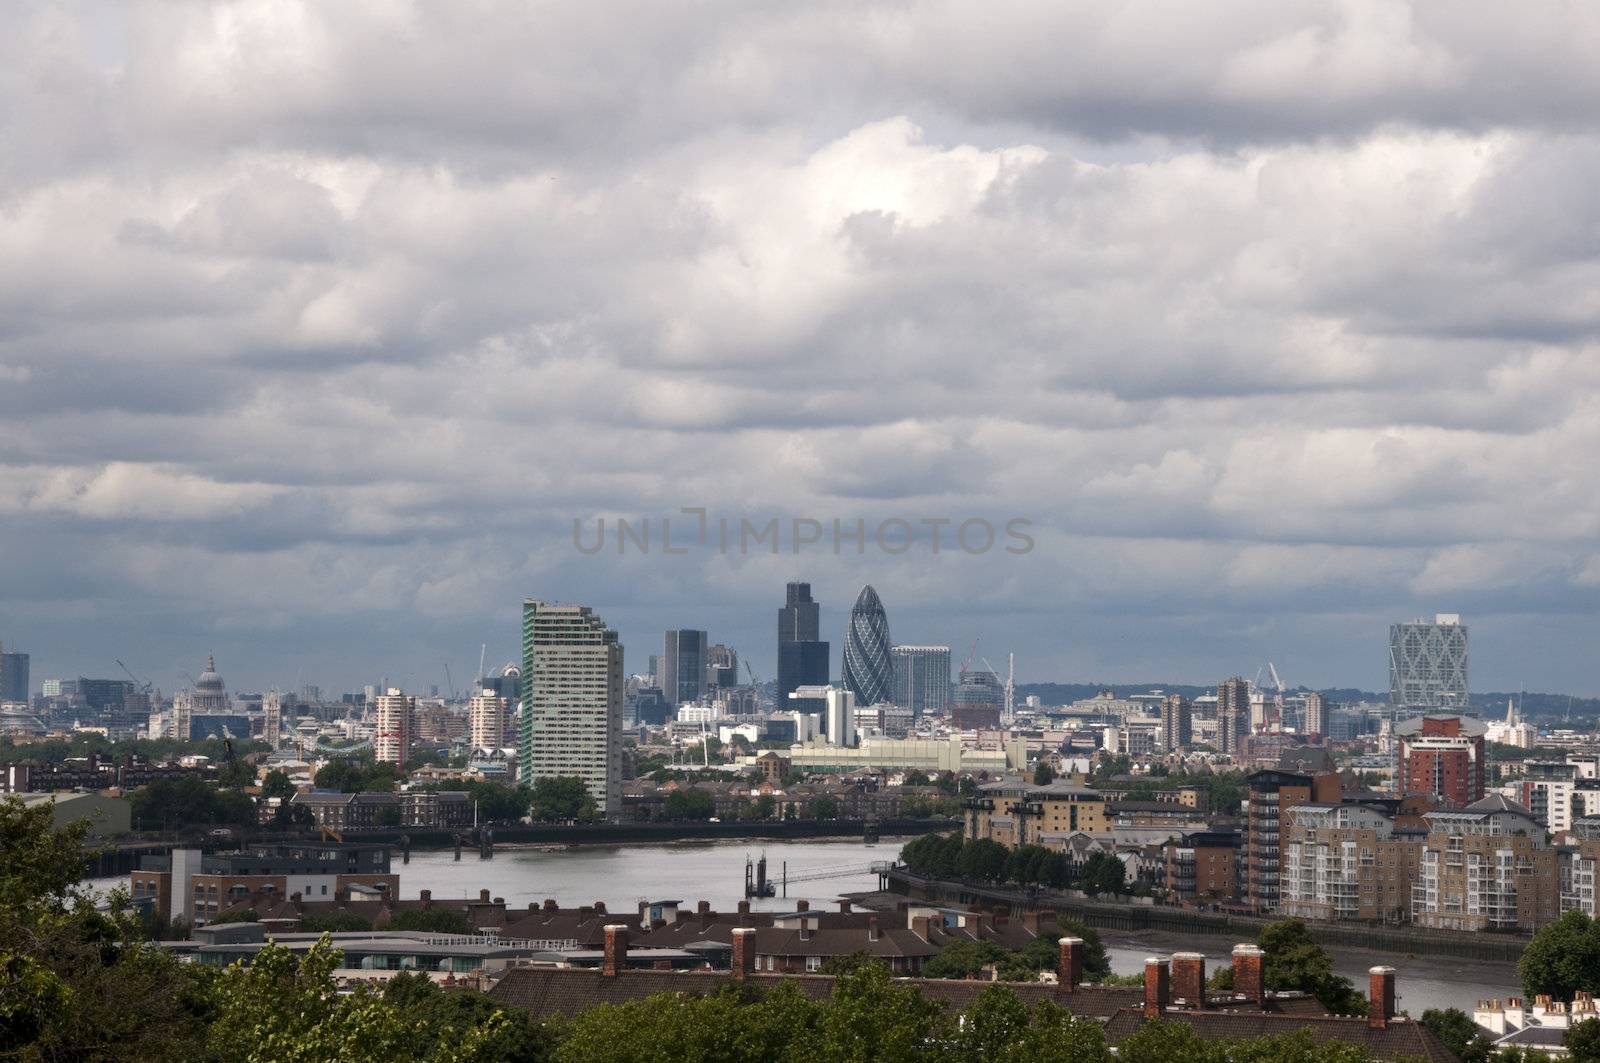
top-left (103, 836), bottom-right (1521, 1014)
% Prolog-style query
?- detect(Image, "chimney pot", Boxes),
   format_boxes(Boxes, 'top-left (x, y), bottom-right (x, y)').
top-left (698, 900), bottom-right (711, 914)
top-left (1369, 966), bottom-right (1396, 1030)
top-left (594, 901), bottom-right (606, 914)
top-left (603, 924), bottom-right (628, 978)
top-left (732, 927), bottom-right (756, 980)
top-left (543, 898), bottom-right (557, 912)
top-left (1058, 936), bottom-right (1084, 992)
top-left (1172, 952), bottom-right (1206, 1008)
top-left (1143, 956), bottom-right (1170, 1019)
top-left (1231, 945), bottom-right (1265, 1008)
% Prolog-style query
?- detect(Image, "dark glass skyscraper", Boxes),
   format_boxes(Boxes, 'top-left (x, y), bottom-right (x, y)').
top-left (662, 629), bottom-right (708, 707)
top-left (777, 582), bottom-right (829, 715)
top-left (842, 585), bottom-right (892, 707)
top-left (0, 642), bottom-right (28, 704)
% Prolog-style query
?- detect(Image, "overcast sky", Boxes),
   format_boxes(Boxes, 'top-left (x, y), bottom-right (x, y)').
top-left (5, 2), bottom-right (1600, 698)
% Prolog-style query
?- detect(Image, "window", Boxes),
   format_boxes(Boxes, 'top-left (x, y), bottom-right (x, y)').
top-left (805, 956), bottom-right (822, 972)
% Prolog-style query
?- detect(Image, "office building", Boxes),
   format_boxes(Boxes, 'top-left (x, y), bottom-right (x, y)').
top-left (0, 642), bottom-right (28, 703)
top-left (1397, 714), bottom-right (1486, 804)
top-left (790, 685), bottom-right (857, 747)
top-left (842, 585), bottom-right (892, 708)
top-left (1218, 676), bottom-right (1250, 755)
top-left (1159, 694), bottom-right (1192, 753)
top-left (891, 645), bottom-right (951, 719)
top-left (777, 582), bottom-right (829, 715)
top-left (469, 688), bottom-right (511, 751)
top-left (706, 644), bottom-right (739, 689)
top-left (373, 689), bottom-right (415, 767)
top-left (1389, 614), bottom-right (1469, 712)
top-left (951, 667), bottom-right (1004, 730)
top-left (662, 630), bottom-right (707, 707)
top-left (520, 600), bottom-right (623, 818)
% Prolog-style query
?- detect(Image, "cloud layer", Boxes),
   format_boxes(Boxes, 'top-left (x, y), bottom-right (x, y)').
top-left (5, 1), bottom-right (1600, 695)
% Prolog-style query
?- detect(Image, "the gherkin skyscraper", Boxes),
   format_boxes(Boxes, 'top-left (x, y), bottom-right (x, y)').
top-left (842, 584), bottom-right (892, 706)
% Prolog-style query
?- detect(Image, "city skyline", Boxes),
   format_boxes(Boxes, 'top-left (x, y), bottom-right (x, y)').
top-left (7, 6), bottom-right (1600, 699)
top-left (5, 593), bottom-right (1596, 702)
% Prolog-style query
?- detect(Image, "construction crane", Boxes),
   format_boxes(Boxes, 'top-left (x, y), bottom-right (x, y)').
top-left (444, 663), bottom-right (458, 701)
top-left (959, 638), bottom-right (980, 677)
top-left (115, 659), bottom-right (154, 698)
top-left (742, 660), bottom-right (766, 711)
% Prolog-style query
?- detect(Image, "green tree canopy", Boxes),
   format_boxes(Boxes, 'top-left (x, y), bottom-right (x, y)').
top-left (262, 768), bottom-right (297, 801)
top-left (1257, 919), bottom-right (1365, 1016)
top-left (1521, 909), bottom-right (1600, 1001)
top-left (1422, 1006), bottom-right (1493, 1063)
top-left (662, 788), bottom-right (716, 820)
top-left (1079, 851), bottom-right (1127, 896)
top-left (528, 776), bottom-right (597, 821)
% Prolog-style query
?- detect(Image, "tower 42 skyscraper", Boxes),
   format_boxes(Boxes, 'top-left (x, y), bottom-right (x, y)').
top-left (521, 600), bottom-right (623, 818)
top-left (842, 585), bottom-right (892, 708)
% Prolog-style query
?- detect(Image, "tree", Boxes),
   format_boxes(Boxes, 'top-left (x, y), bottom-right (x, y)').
top-left (130, 776), bottom-right (256, 830)
top-left (1079, 851), bottom-right (1126, 896)
top-left (262, 769), bottom-right (297, 801)
top-left (381, 971), bottom-right (554, 1062)
top-left (1521, 909), bottom-right (1600, 1001)
top-left (804, 961), bottom-right (949, 1063)
top-left (1422, 1007), bottom-right (1493, 1063)
top-left (204, 937), bottom-right (506, 1063)
top-left (1568, 1017), bottom-right (1600, 1063)
top-left (956, 838), bottom-right (1009, 883)
top-left (662, 788), bottom-right (716, 820)
top-left (811, 796), bottom-right (840, 821)
top-left (1033, 760), bottom-right (1056, 785)
top-left (1, 795), bottom-right (208, 1061)
top-left (948, 988), bottom-right (1113, 1063)
top-left (529, 776), bottom-right (595, 821)
top-left (1258, 919), bottom-right (1365, 1016)
top-left (749, 794), bottom-right (777, 820)
top-left (903, 770), bottom-right (931, 786)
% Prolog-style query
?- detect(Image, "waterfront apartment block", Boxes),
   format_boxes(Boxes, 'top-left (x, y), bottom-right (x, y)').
top-left (965, 779), bottom-right (1110, 848)
top-left (1411, 796), bottom-right (1558, 933)
top-left (1280, 803), bottom-right (1421, 925)
top-left (1244, 766), bottom-right (1342, 912)
top-left (521, 600), bottom-right (624, 817)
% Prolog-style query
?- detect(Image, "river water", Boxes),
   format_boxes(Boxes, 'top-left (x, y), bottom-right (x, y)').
top-left (99, 836), bottom-right (1521, 1014)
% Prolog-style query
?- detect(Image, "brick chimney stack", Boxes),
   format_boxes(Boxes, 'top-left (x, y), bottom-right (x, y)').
top-left (1058, 937), bottom-right (1084, 992)
top-left (796, 900), bottom-right (809, 912)
top-left (1143, 957), bottom-right (1170, 1019)
top-left (911, 915), bottom-right (933, 941)
top-left (1369, 967), bottom-right (1396, 1029)
top-left (602, 924), bottom-right (627, 978)
top-left (732, 927), bottom-right (755, 980)
top-left (1232, 944), bottom-right (1265, 1007)
top-left (1171, 952), bottom-right (1206, 1008)
top-left (838, 900), bottom-right (852, 914)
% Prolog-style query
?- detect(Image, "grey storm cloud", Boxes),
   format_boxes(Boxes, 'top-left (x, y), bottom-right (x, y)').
top-left (3, 0), bottom-right (1600, 695)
